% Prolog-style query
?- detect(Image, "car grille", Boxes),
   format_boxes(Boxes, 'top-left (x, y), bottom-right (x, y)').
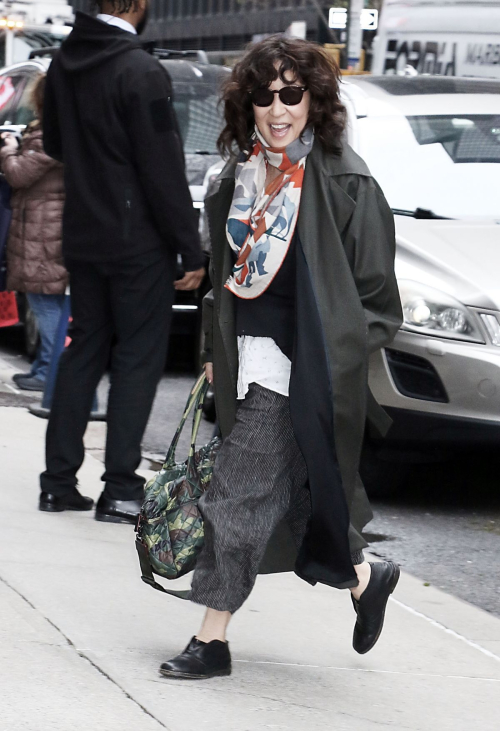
top-left (385, 349), bottom-right (449, 403)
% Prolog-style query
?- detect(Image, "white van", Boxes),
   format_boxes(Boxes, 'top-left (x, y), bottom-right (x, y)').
top-left (372, 0), bottom-right (500, 79)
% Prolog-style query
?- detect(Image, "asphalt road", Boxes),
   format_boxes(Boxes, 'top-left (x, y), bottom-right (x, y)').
top-left (1, 325), bottom-right (499, 618)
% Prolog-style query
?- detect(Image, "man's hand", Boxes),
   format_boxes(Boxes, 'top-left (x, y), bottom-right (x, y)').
top-left (204, 362), bottom-right (214, 384)
top-left (174, 267), bottom-right (205, 291)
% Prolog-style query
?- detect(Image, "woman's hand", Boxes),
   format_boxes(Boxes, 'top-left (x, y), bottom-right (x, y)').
top-left (204, 362), bottom-right (214, 384)
top-left (1, 133), bottom-right (18, 150)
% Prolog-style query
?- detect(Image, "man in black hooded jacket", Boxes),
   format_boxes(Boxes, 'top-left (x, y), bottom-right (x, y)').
top-left (39, 1), bottom-right (205, 523)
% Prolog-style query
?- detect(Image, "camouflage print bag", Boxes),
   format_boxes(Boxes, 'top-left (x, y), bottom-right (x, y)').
top-left (135, 374), bottom-right (221, 596)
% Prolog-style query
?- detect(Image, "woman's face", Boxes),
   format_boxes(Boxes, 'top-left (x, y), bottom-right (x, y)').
top-left (253, 67), bottom-right (310, 149)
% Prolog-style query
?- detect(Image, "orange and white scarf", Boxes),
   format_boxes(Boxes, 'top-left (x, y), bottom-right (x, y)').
top-left (225, 126), bottom-right (313, 299)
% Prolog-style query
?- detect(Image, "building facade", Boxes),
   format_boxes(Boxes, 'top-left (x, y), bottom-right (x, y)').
top-left (71, 1), bottom-right (334, 53)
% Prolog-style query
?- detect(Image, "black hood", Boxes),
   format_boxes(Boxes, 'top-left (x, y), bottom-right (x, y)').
top-left (58, 12), bottom-right (141, 72)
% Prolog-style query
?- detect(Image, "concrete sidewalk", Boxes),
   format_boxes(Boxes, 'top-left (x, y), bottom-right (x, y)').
top-left (0, 401), bottom-right (499, 731)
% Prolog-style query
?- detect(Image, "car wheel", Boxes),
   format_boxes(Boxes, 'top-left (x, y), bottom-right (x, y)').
top-left (359, 439), bottom-right (410, 499)
top-left (24, 301), bottom-right (39, 359)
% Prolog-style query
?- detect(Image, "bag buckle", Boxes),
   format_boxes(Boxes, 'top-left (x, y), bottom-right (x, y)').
top-left (135, 512), bottom-right (143, 534)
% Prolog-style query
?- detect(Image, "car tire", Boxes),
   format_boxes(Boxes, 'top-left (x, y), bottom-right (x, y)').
top-left (359, 439), bottom-right (410, 499)
top-left (24, 300), bottom-right (39, 360)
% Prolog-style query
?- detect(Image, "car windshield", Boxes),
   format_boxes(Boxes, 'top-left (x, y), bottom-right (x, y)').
top-left (172, 87), bottom-right (223, 155)
top-left (357, 113), bottom-right (500, 218)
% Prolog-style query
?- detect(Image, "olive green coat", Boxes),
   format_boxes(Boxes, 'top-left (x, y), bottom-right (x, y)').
top-left (202, 140), bottom-right (403, 584)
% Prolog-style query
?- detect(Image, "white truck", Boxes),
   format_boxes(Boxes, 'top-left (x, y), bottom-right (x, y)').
top-left (372, 0), bottom-right (500, 79)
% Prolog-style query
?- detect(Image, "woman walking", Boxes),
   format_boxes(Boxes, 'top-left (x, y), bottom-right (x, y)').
top-left (1, 74), bottom-right (67, 392)
top-left (160, 36), bottom-right (404, 679)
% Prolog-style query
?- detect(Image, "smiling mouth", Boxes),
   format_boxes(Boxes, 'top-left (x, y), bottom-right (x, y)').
top-left (269, 123), bottom-right (291, 138)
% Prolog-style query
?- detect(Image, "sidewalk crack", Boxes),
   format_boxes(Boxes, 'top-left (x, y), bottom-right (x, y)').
top-left (0, 575), bottom-right (170, 730)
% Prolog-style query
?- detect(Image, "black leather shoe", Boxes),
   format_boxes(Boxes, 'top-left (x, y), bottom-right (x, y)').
top-left (159, 637), bottom-right (231, 680)
top-left (16, 376), bottom-right (45, 391)
top-left (13, 372), bottom-right (32, 384)
top-left (39, 490), bottom-right (94, 512)
top-left (95, 494), bottom-right (142, 524)
top-left (352, 561), bottom-right (400, 655)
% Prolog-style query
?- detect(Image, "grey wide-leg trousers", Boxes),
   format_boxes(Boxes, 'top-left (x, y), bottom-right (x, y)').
top-left (190, 384), bottom-right (364, 613)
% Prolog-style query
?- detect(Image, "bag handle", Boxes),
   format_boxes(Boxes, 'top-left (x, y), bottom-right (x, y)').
top-left (163, 374), bottom-right (209, 469)
top-left (135, 538), bottom-right (191, 599)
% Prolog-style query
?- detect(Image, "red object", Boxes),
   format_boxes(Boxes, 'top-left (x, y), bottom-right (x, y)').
top-left (65, 316), bottom-right (72, 347)
top-left (0, 291), bottom-right (19, 328)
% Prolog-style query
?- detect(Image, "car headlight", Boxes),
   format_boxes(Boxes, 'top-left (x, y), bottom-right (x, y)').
top-left (398, 280), bottom-right (484, 343)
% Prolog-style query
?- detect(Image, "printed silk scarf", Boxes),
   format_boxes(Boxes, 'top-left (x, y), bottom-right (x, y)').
top-left (225, 126), bottom-right (314, 299)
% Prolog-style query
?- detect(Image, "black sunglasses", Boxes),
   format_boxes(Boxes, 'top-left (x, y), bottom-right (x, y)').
top-left (250, 86), bottom-right (308, 107)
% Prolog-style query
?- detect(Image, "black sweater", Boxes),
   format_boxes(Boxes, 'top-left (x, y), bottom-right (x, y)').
top-left (235, 236), bottom-right (296, 360)
top-left (43, 12), bottom-right (203, 268)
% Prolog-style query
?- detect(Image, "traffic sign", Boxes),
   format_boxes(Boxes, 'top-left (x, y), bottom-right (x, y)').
top-left (328, 8), bottom-right (378, 31)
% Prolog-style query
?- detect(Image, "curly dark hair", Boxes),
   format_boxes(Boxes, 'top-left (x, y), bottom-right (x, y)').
top-left (92, 0), bottom-right (139, 13)
top-left (218, 35), bottom-right (346, 159)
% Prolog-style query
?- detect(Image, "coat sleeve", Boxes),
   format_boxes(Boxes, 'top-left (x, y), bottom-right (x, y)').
top-left (42, 64), bottom-right (63, 162)
top-left (0, 140), bottom-right (57, 189)
top-left (343, 177), bottom-right (403, 354)
top-left (121, 61), bottom-right (204, 272)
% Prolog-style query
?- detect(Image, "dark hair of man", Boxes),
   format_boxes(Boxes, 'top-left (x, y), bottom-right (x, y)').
top-left (217, 35), bottom-right (346, 159)
top-left (93, 0), bottom-right (139, 13)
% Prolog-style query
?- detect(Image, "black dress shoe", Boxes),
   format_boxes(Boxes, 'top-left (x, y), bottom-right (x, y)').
top-left (95, 494), bottom-right (142, 524)
top-left (13, 372), bottom-right (32, 384)
top-left (16, 376), bottom-right (45, 391)
top-left (39, 490), bottom-right (94, 512)
top-left (352, 561), bottom-right (400, 655)
top-left (159, 637), bottom-right (231, 680)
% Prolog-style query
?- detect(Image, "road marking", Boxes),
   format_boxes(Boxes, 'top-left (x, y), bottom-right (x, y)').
top-left (390, 596), bottom-right (500, 664)
top-left (0, 381), bottom-right (18, 393)
top-left (234, 658), bottom-right (500, 682)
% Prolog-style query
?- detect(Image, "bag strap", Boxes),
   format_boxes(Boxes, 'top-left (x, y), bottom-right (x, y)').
top-left (135, 538), bottom-right (191, 599)
top-left (184, 378), bottom-right (210, 477)
top-left (163, 373), bottom-right (207, 469)
top-left (188, 378), bottom-right (210, 459)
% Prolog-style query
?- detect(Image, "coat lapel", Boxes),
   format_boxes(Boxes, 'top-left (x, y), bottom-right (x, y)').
top-left (204, 170), bottom-right (238, 387)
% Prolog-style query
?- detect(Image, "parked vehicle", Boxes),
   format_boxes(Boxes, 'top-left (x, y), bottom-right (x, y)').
top-left (342, 74), bottom-right (500, 492)
top-left (0, 51), bottom-right (229, 366)
top-left (372, 0), bottom-right (500, 79)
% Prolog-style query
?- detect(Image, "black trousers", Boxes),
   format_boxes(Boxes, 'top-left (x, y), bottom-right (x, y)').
top-left (40, 248), bottom-right (175, 501)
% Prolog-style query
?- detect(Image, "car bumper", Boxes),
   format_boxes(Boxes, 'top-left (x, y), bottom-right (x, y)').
top-left (369, 329), bottom-right (500, 445)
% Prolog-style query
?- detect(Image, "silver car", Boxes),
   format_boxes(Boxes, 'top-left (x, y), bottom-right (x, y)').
top-left (342, 75), bottom-right (500, 490)
top-left (200, 76), bottom-right (500, 476)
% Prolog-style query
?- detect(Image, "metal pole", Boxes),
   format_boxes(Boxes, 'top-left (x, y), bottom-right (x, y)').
top-left (346, 0), bottom-right (364, 69)
top-left (310, 0), bottom-right (339, 44)
top-left (5, 28), bottom-right (14, 66)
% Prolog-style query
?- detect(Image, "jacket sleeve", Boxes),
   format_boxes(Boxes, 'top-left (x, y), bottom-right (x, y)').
top-left (1, 140), bottom-right (57, 189)
top-left (122, 61), bottom-right (204, 272)
top-left (344, 177), bottom-right (403, 354)
top-left (42, 64), bottom-right (63, 162)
